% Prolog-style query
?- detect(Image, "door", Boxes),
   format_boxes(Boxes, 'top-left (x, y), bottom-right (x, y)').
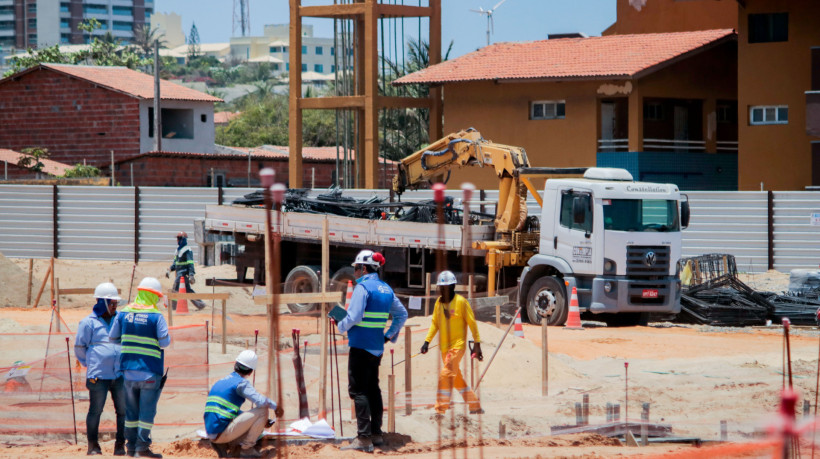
top-left (600, 102), bottom-right (616, 150)
top-left (674, 105), bottom-right (689, 152)
top-left (554, 188), bottom-right (595, 276)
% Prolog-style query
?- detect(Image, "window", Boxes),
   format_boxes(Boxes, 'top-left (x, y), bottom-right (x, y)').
top-left (301, 63), bottom-right (307, 71)
top-left (145, 10), bottom-right (151, 20)
top-left (272, 63), bottom-right (280, 71)
top-left (60, 18), bottom-right (70, 29)
top-left (314, 64), bottom-right (323, 72)
top-left (603, 199), bottom-right (679, 232)
top-left (60, 3), bottom-right (70, 13)
top-left (83, 4), bottom-right (108, 15)
top-left (60, 33), bottom-right (70, 43)
top-left (0, 5), bottom-right (13, 14)
top-left (28, 34), bottom-right (36, 44)
top-left (748, 13), bottom-right (788, 43)
top-left (560, 191), bottom-right (593, 233)
top-left (112, 6), bottom-right (132, 16)
top-left (113, 21), bottom-right (132, 32)
top-left (97, 21), bottom-right (108, 30)
top-left (283, 46), bottom-right (288, 53)
top-left (28, 19), bottom-right (36, 29)
top-left (331, 65), bottom-right (335, 73)
top-left (302, 45), bottom-right (307, 54)
top-left (644, 102), bottom-right (663, 121)
top-left (270, 46), bottom-right (281, 53)
top-left (27, 3), bottom-right (36, 13)
top-left (315, 46), bottom-right (323, 55)
top-left (750, 105), bottom-right (788, 125)
top-left (148, 108), bottom-right (194, 139)
top-left (331, 47), bottom-right (334, 56)
top-left (717, 103), bottom-right (737, 124)
top-left (200, 114), bottom-right (207, 123)
top-left (531, 100), bottom-right (566, 120)
top-left (286, 63), bottom-right (289, 71)
top-left (0, 21), bottom-right (14, 30)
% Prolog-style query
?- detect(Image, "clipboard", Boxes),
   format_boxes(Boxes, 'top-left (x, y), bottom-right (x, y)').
top-left (328, 305), bottom-right (348, 323)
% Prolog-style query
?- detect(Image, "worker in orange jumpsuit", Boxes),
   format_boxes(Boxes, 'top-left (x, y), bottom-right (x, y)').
top-left (420, 270), bottom-right (484, 415)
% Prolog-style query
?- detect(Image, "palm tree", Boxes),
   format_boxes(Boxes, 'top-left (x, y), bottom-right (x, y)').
top-left (132, 24), bottom-right (167, 56)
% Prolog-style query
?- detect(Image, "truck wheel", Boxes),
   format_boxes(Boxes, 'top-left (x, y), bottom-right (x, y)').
top-left (284, 265), bottom-right (321, 313)
top-left (526, 276), bottom-right (567, 326)
top-left (330, 267), bottom-right (357, 309)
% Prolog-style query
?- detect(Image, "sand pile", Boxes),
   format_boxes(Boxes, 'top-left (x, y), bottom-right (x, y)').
top-left (0, 252), bottom-right (38, 308)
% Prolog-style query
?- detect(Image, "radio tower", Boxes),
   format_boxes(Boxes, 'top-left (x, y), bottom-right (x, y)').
top-left (232, 0), bottom-right (250, 37)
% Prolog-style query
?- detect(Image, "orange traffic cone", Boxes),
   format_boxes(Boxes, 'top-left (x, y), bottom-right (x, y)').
top-left (564, 286), bottom-right (583, 330)
top-left (343, 280), bottom-right (354, 310)
top-left (513, 310), bottom-right (525, 338)
top-left (176, 277), bottom-right (190, 314)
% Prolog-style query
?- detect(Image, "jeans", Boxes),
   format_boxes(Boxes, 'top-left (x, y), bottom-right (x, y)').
top-left (347, 347), bottom-right (383, 438)
top-left (86, 377), bottom-right (126, 444)
top-left (124, 378), bottom-right (162, 452)
top-left (172, 274), bottom-right (206, 310)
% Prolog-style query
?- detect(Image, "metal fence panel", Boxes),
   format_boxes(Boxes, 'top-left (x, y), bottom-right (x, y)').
top-left (138, 187), bottom-right (219, 262)
top-left (682, 191), bottom-right (769, 272)
top-left (0, 185), bottom-right (53, 258)
top-left (57, 186), bottom-right (135, 260)
top-left (773, 192), bottom-right (820, 271)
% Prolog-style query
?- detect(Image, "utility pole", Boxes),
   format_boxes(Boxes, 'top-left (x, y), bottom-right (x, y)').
top-left (153, 39), bottom-right (162, 152)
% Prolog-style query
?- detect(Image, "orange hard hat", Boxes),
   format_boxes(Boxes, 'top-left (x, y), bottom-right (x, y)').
top-left (177, 231), bottom-right (188, 238)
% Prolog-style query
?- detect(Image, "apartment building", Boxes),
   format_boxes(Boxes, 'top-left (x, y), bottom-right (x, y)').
top-left (0, 0), bottom-right (153, 51)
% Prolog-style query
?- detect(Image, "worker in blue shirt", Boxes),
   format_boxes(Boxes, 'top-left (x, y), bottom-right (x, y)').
top-left (109, 277), bottom-right (170, 459)
top-left (204, 350), bottom-right (284, 458)
top-left (75, 282), bottom-right (126, 456)
top-left (336, 250), bottom-right (407, 452)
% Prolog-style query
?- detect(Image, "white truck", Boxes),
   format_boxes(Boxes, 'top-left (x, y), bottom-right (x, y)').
top-left (202, 129), bottom-right (689, 326)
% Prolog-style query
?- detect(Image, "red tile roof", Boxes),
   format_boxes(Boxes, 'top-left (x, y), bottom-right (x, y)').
top-left (214, 111), bottom-right (242, 124)
top-left (0, 148), bottom-right (73, 176)
top-left (394, 29), bottom-right (735, 85)
top-left (1, 64), bottom-right (222, 102)
top-left (115, 147), bottom-right (397, 165)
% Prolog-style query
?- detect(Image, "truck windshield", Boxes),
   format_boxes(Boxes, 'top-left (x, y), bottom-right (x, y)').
top-left (603, 199), bottom-right (680, 232)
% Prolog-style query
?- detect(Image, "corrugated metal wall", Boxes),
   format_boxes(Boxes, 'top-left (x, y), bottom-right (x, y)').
top-left (1, 185), bottom-right (818, 272)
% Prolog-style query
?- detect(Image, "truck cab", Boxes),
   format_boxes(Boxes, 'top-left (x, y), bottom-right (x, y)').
top-left (519, 168), bottom-right (688, 326)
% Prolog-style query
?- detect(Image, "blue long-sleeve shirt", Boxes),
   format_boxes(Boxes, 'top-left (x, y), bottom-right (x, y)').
top-left (74, 312), bottom-right (121, 380)
top-left (337, 273), bottom-right (408, 356)
top-left (109, 310), bottom-right (171, 381)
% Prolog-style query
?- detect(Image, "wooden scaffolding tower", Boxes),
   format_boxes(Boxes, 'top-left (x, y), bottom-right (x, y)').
top-left (288, 0), bottom-right (442, 189)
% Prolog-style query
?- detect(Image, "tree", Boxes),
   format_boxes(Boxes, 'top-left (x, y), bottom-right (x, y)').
top-left (4, 19), bottom-right (150, 77)
top-left (187, 23), bottom-right (201, 60)
top-left (63, 163), bottom-right (101, 178)
top-left (132, 24), bottom-right (167, 57)
top-left (16, 147), bottom-right (50, 178)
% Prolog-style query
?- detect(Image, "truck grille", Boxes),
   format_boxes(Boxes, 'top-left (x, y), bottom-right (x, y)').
top-left (626, 245), bottom-right (670, 280)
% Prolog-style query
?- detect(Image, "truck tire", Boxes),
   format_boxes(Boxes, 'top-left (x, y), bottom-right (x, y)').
top-left (330, 267), bottom-right (357, 309)
top-left (526, 276), bottom-right (567, 326)
top-left (284, 265), bottom-right (322, 313)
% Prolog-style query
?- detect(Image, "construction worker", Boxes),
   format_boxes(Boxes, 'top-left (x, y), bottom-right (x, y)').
top-left (109, 277), bottom-right (170, 458)
top-left (204, 350), bottom-right (284, 458)
top-left (75, 282), bottom-right (126, 456)
top-left (335, 250), bottom-right (408, 452)
top-left (420, 270), bottom-right (484, 416)
top-left (167, 231), bottom-right (206, 310)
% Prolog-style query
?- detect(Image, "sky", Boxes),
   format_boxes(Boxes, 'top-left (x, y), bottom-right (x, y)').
top-left (154, 0), bottom-right (617, 58)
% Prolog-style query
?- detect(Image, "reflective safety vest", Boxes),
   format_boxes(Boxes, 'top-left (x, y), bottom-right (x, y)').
top-left (204, 372), bottom-right (247, 435)
top-left (117, 307), bottom-right (164, 376)
top-left (347, 276), bottom-right (393, 353)
top-left (173, 245), bottom-right (195, 275)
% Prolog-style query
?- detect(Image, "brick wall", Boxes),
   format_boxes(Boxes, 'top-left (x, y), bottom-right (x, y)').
top-left (113, 155), bottom-right (397, 188)
top-left (0, 67), bottom-right (141, 168)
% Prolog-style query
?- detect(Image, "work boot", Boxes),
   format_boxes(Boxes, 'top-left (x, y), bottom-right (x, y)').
top-left (194, 300), bottom-right (207, 310)
top-left (210, 442), bottom-right (230, 458)
top-left (87, 441), bottom-right (102, 455)
top-left (134, 449), bottom-right (162, 458)
top-left (113, 441), bottom-right (126, 456)
top-left (340, 436), bottom-right (374, 453)
top-left (470, 408), bottom-right (485, 415)
top-left (371, 434), bottom-right (385, 446)
top-left (239, 447), bottom-right (262, 458)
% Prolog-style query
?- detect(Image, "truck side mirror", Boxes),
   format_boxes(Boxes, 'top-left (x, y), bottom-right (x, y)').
top-left (681, 200), bottom-right (690, 229)
top-left (572, 197), bottom-right (585, 226)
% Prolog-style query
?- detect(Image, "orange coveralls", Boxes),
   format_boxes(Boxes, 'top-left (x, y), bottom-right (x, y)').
top-left (425, 294), bottom-right (481, 414)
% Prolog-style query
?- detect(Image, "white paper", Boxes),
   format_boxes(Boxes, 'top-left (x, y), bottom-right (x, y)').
top-left (811, 212), bottom-right (820, 227)
top-left (409, 296), bottom-right (422, 310)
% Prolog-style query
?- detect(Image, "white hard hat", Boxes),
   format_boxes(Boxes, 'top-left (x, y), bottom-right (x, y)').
top-left (137, 277), bottom-right (163, 298)
top-left (94, 282), bottom-right (121, 301)
top-left (437, 270), bottom-right (457, 286)
top-left (351, 249), bottom-right (385, 268)
top-left (236, 350), bottom-right (258, 370)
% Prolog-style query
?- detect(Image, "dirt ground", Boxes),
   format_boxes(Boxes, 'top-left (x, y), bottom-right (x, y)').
top-left (0, 258), bottom-right (814, 458)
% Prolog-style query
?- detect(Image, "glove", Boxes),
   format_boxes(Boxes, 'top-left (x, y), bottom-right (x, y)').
top-left (472, 343), bottom-right (483, 361)
top-left (274, 405), bottom-right (284, 418)
top-left (420, 341), bottom-right (429, 354)
top-left (384, 335), bottom-right (391, 343)
top-left (165, 270), bottom-right (170, 279)
top-left (189, 274), bottom-right (196, 285)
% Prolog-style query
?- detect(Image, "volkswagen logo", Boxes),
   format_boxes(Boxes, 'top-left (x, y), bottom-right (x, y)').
top-left (645, 251), bottom-right (656, 267)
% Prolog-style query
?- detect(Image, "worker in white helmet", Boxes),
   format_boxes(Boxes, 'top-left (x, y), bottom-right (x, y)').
top-left (75, 282), bottom-right (126, 456)
top-left (109, 277), bottom-right (170, 458)
top-left (204, 350), bottom-right (283, 458)
top-left (421, 270), bottom-right (484, 416)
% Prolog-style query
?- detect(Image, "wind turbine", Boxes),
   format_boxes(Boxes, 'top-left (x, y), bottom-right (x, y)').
top-left (470, 0), bottom-right (509, 47)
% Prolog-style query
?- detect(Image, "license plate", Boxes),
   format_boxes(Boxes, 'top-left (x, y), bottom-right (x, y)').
top-left (642, 289), bottom-right (659, 298)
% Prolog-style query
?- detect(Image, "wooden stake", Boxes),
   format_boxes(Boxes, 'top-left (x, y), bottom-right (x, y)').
top-left (222, 299), bottom-right (227, 355)
top-left (32, 262), bottom-right (52, 308)
top-left (49, 257), bottom-right (55, 311)
top-left (404, 325), bottom-right (412, 415)
top-left (167, 292), bottom-right (173, 326)
top-left (55, 278), bottom-right (61, 332)
top-left (468, 274), bottom-right (474, 300)
top-left (319, 217), bottom-right (329, 419)
top-left (27, 259), bottom-right (33, 305)
top-left (387, 374), bottom-right (395, 433)
top-left (542, 315), bottom-right (548, 396)
top-left (424, 272), bottom-right (431, 316)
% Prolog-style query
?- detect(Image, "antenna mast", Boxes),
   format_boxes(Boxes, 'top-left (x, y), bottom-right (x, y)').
top-left (233, 0), bottom-right (251, 37)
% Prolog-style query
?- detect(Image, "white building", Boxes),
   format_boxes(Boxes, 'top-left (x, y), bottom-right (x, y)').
top-left (150, 11), bottom-right (185, 49)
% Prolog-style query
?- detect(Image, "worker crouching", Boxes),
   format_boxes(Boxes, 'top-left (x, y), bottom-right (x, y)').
top-left (421, 270), bottom-right (484, 416)
top-left (204, 350), bottom-right (283, 458)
